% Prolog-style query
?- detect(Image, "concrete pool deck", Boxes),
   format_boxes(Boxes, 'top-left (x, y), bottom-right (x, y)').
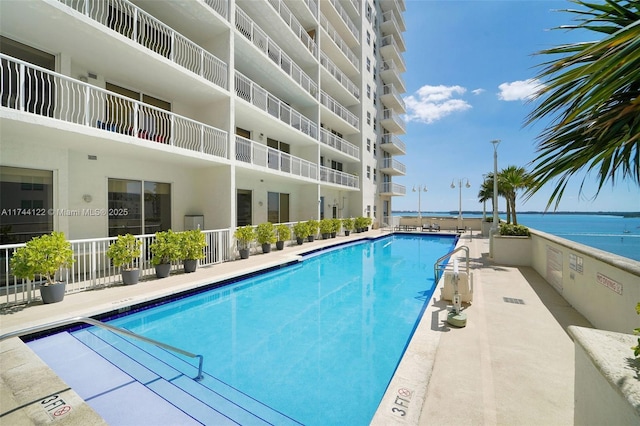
top-left (0, 230), bottom-right (592, 425)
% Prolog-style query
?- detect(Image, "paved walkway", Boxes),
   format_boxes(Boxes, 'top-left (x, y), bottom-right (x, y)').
top-left (0, 230), bottom-right (592, 425)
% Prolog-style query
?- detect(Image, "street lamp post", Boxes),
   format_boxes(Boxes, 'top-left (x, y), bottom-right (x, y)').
top-left (450, 178), bottom-right (470, 228)
top-left (412, 185), bottom-right (428, 226)
top-left (490, 139), bottom-right (501, 257)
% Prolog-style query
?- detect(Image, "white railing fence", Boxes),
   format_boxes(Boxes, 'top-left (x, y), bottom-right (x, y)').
top-left (0, 229), bottom-right (230, 306)
top-left (235, 136), bottom-right (318, 180)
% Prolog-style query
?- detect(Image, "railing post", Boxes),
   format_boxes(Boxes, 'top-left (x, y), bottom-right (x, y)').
top-left (18, 63), bottom-right (25, 111)
top-left (91, 240), bottom-right (97, 287)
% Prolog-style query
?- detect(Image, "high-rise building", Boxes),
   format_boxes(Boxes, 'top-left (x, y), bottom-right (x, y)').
top-left (0, 0), bottom-right (406, 243)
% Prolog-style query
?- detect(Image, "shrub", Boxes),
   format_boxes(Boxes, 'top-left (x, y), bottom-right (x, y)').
top-left (150, 230), bottom-right (182, 265)
top-left (180, 229), bottom-right (207, 261)
top-left (293, 222), bottom-right (309, 239)
top-left (499, 223), bottom-right (530, 236)
top-left (275, 224), bottom-right (291, 241)
top-left (256, 222), bottom-right (277, 245)
top-left (319, 218), bottom-right (334, 235)
top-left (107, 234), bottom-right (142, 271)
top-left (306, 220), bottom-right (319, 237)
top-left (342, 218), bottom-right (354, 231)
top-left (11, 232), bottom-right (75, 285)
top-left (234, 225), bottom-right (256, 250)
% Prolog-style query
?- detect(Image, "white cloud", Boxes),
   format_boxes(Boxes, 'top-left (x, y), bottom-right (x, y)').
top-left (404, 85), bottom-right (472, 124)
top-left (472, 88), bottom-right (485, 95)
top-left (497, 79), bottom-right (544, 101)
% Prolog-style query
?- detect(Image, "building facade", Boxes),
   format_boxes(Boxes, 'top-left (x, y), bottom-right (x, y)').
top-left (0, 0), bottom-right (406, 243)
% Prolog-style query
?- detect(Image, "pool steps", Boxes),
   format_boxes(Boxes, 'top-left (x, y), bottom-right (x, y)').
top-left (27, 329), bottom-right (302, 425)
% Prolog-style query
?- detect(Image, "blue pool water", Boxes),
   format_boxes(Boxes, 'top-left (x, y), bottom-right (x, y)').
top-left (100, 234), bottom-right (456, 425)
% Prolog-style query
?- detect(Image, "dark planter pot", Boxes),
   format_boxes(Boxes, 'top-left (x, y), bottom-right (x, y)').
top-left (276, 241), bottom-right (285, 250)
top-left (307, 235), bottom-right (315, 242)
top-left (322, 233), bottom-right (330, 240)
top-left (39, 281), bottom-right (66, 304)
top-left (262, 243), bottom-right (272, 253)
top-left (183, 259), bottom-right (198, 273)
top-left (331, 232), bottom-right (336, 238)
top-left (121, 268), bottom-right (140, 285)
top-left (296, 237), bottom-right (304, 245)
top-left (155, 263), bottom-right (171, 278)
top-left (239, 248), bottom-right (250, 259)
top-left (344, 230), bottom-right (351, 236)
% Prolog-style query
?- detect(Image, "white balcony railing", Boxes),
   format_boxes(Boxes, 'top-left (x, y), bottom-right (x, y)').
top-left (320, 14), bottom-right (359, 69)
top-left (303, 0), bottom-right (319, 19)
top-left (381, 157), bottom-right (406, 174)
top-left (1, 54), bottom-right (229, 158)
top-left (266, 0), bottom-right (318, 57)
top-left (381, 35), bottom-right (407, 69)
top-left (320, 129), bottom-right (359, 159)
top-left (320, 91), bottom-right (359, 129)
top-left (235, 136), bottom-right (318, 180)
top-left (204, 0), bottom-right (228, 18)
top-left (382, 10), bottom-right (405, 32)
top-left (235, 72), bottom-right (318, 139)
top-left (320, 166), bottom-right (359, 188)
top-left (320, 52), bottom-right (359, 99)
top-left (235, 8), bottom-right (318, 99)
top-left (382, 84), bottom-right (406, 110)
top-left (380, 182), bottom-right (406, 195)
top-left (58, 0), bottom-right (228, 90)
top-left (328, 0), bottom-right (359, 40)
top-left (0, 229), bottom-right (231, 305)
top-left (381, 133), bottom-right (406, 153)
top-left (382, 108), bottom-right (406, 133)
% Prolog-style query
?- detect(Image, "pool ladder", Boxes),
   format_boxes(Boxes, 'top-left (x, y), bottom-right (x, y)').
top-left (0, 316), bottom-right (204, 381)
top-left (433, 245), bottom-right (470, 283)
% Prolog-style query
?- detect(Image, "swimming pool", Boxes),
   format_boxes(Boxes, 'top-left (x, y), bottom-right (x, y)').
top-left (31, 234), bottom-right (457, 425)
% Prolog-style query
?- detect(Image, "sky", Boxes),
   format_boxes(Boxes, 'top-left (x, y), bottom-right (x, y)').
top-left (394, 0), bottom-right (640, 213)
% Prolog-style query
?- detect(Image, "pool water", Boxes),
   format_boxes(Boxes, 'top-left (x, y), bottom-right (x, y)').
top-left (103, 234), bottom-right (456, 425)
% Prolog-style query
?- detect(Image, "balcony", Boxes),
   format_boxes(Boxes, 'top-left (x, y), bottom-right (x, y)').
top-left (235, 136), bottom-right (318, 180)
top-left (380, 0), bottom-right (406, 14)
top-left (381, 109), bottom-right (406, 134)
top-left (320, 14), bottom-right (359, 73)
top-left (380, 182), bottom-right (406, 196)
top-left (380, 134), bottom-right (406, 156)
top-left (322, 0), bottom-right (359, 46)
top-left (380, 35), bottom-right (406, 72)
top-left (265, 0), bottom-right (318, 58)
top-left (283, 0), bottom-right (318, 24)
top-left (1, 54), bottom-right (229, 159)
top-left (381, 84), bottom-right (406, 113)
top-left (380, 158), bottom-right (406, 176)
top-left (320, 166), bottom-right (359, 189)
top-left (320, 91), bottom-right (359, 131)
top-left (235, 71), bottom-right (318, 140)
top-left (59, 0), bottom-right (228, 90)
top-left (320, 129), bottom-right (360, 160)
top-left (380, 60), bottom-right (406, 92)
top-left (381, 11), bottom-right (406, 44)
top-left (235, 8), bottom-right (318, 100)
top-left (320, 52), bottom-right (360, 102)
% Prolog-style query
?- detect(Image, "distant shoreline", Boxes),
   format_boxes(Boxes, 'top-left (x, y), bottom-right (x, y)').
top-left (392, 211), bottom-right (640, 218)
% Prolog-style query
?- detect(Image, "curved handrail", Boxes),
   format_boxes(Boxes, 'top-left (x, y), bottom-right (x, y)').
top-left (434, 246), bottom-right (470, 283)
top-left (0, 316), bottom-right (204, 381)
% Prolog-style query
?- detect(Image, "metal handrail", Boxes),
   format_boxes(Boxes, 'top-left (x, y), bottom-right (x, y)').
top-left (434, 246), bottom-right (470, 283)
top-left (0, 316), bottom-right (204, 381)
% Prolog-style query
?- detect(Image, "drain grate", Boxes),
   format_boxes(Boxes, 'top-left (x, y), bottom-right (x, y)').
top-left (503, 297), bottom-right (525, 305)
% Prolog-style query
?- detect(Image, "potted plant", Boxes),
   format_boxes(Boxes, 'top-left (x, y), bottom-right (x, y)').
top-left (342, 218), bottom-right (354, 236)
top-left (150, 230), bottom-right (181, 278)
top-left (179, 229), bottom-right (207, 273)
top-left (256, 222), bottom-right (277, 253)
top-left (354, 216), bottom-right (366, 233)
top-left (106, 233), bottom-right (142, 285)
top-left (293, 221), bottom-right (309, 245)
top-left (363, 216), bottom-right (373, 231)
top-left (306, 220), bottom-right (319, 242)
top-left (331, 218), bottom-right (341, 238)
top-left (10, 231), bottom-right (75, 303)
top-left (275, 224), bottom-right (291, 250)
top-left (494, 223), bottom-right (532, 266)
top-left (234, 225), bottom-right (255, 259)
top-left (319, 218), bottom-right (333, 240)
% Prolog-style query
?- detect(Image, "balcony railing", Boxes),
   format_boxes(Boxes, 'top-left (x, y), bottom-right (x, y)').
top-left (382, 9), bottom-right (405, 32)
top-left (381, 60), bottom-right (406, 90)
top-left (320, 52), bottom-right (359, 99)
top-left (236, 8), bottom-right (317, 99)
top-left (266, 0), bottom-right (318, 57)
top-left (1, 54), bottom-right (229, 158)
top-left (382, 84), bottom-right (406, 111)
top-left (320, 166), bottom-right (359, 188)
top-left (320, 14), bottom-right (359, 69)
top-left (381, 133), bottom-right (406, 154)
top-left (204, 0), bottom-right (228, 18)
top-left (328, 0), bottom-right (359, 39)
top-left (235, 136), bottom-right (318, 180)
top-left (58, 0), bottom-right (227, 90)
top-left (380, 182), bottom-right (406, 195)
top-left (235, 72), bottom-right (318, 139)
top-left (303, 0), bottom-right (319, 19)
top-left (381, 157), bottom-right (406, 174)
top-left (0, 229), bottom-right (230, 306)
top-left (320, 129), bottom-right (359, 159)
top-left (320, 91), bottom-right (359, 129)
top-left (380, 35), bottom-right (407, 70)
top-left (382, 108), bottom-right (406, 133)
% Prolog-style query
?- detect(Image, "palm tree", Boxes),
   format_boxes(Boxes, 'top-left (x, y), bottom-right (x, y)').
top-left (499, 166), bottom-right (530, 226)
top-left (526, 0), bottom-right (640, 210)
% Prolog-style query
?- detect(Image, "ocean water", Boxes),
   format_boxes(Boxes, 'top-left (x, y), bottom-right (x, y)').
top-left (393, 212), bottom-right (640, 262)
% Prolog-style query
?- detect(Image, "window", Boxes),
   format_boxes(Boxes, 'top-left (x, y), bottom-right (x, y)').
top-left (367, 166), bottom-right (371, 179)
top-left (367, 111), bottom-right (371, 125)
top-left (366, 31), bottom-right (371, 45)
top-left (373, 168), bottom-right (377, 182)
top-left (0, 166), bottom-right (53, 244)
top-left (367, 84), bottom-right (371, 99)
top-left (373, 118), bottom-right (377, 130)
top-left (268, 192), bottom-right (290, 223)
top-left (366, 3), bottom-right (372, 22)
top-left (366, 57), bottom-right (371, 72)
top-left (367, 138), bottom-right (371, 152)
top-left (373, 42), bottom-right (377, 56)
top-left (108, 179), bottom-right (171, 236)
top-left (373, 142), bottom-right (377, 156)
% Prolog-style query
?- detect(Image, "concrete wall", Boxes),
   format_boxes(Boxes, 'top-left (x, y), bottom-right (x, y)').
top-left (493, 235), bottom-right (532, 266)
top-left (492, 229), bottom-right (640, 334)
top-left (398, 216), bottom-right (482, 231)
